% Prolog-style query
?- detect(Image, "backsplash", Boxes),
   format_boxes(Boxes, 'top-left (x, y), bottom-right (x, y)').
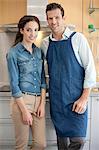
top-left (0, 32), bottom-right (16, 87)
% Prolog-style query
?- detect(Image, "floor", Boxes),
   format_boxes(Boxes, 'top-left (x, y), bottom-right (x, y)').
top-left (0, 145), bottom-right (57, 150)
top-left (46, 145), bottom-right (57, 150)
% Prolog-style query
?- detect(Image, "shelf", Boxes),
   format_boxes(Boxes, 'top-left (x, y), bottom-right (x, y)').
top-left (88, 28), bottom-right (99, 33)
top-left (89, 8), bottom-right (99, 14)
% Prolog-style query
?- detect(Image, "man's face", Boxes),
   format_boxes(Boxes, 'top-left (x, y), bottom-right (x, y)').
top-left (46, 8), bottom-right (65, 33)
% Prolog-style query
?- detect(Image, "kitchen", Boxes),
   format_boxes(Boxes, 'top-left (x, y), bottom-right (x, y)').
top-left (0, 0), bottom-right (99, 150)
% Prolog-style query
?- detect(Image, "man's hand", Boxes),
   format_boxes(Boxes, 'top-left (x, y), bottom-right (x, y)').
top-left (72, 88), bottom-right (90, 114)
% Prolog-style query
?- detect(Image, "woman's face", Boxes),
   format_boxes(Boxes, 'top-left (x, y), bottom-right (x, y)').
top-left (20, 21), bottom-right (39, 44)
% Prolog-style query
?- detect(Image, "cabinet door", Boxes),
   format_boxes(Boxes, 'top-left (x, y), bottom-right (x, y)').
top-left (0, 95), bottom-right (15, 145)
top-left (90, 96), bottom-right (99, 150)
top-left (0, 0), bottom-right (26, 24)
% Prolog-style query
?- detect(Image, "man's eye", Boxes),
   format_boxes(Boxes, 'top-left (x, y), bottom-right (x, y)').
top-left (56, 17), bottom-right (59, 19)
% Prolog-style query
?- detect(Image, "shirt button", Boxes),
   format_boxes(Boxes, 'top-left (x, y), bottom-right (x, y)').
top-left (34, 78), bottom-right (36, 80)
top-left (34, 86), bottom-right (36, 88)
top-left (34, 72), bottom-right (36, 74)
top-left (32, 57), bottom-right (35, 60)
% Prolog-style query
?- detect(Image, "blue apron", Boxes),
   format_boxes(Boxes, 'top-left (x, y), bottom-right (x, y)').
top-left (46, 32), bottom-right (88, 137)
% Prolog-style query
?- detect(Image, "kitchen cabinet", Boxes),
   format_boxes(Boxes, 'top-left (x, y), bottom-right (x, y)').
top-left (0, 0), bottom-right (27, 25)
top-left (0, 93), bottom-right (15, 146)
top-left (90, 95), bottom-right (99, 150)
top-left (88, 0), bottom-right (99, 14)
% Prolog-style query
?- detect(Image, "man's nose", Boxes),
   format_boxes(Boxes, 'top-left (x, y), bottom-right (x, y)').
top-left (52, 18), bottom-right (56, 24)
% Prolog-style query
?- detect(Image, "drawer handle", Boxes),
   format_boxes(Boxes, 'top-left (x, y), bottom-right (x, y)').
top-left (96, 99), bottom-right (99, 101)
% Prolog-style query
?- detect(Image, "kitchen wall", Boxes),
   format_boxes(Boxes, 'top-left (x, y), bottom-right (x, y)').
top-left (0, 32), bottom-right (16, 88)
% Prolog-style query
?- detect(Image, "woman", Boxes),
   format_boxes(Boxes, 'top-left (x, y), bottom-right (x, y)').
top-left (7, 15), bottom-right (46, 150)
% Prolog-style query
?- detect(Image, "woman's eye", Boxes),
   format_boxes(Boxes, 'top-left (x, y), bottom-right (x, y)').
top-left (35, 28), bottom-right (38, 32)
top-left (26, 28), bottom-right (32, 32)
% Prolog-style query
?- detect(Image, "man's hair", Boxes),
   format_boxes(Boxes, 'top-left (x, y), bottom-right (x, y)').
top-left (46, 3), bottom-right (64, 17)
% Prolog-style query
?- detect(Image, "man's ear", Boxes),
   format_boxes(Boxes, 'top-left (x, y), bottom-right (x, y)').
top-left (63, 16), bottom-right (66, 25)
top-left (63, 16), bottom-right (66, 21)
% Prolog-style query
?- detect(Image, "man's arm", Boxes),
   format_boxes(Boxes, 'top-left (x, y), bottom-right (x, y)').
top-left (72, 33), bottom-right (96, 114)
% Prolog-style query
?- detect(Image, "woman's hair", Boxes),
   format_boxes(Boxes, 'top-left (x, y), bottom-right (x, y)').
top-left (46, 3), bottom-right (64, 17)
top-left (14, 15), bottom-right (40, 46)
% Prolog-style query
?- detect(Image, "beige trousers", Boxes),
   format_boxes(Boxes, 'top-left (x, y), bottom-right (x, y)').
top-left (11, 94), bottom-right (46, 150)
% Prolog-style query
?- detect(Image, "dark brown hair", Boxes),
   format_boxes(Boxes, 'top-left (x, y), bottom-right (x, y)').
top-left (14, 15), bottom-right (40, 46)
top-left (46, 3), bottom-right (64, 17)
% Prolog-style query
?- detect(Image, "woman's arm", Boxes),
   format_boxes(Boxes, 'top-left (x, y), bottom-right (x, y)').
top-left (15, 97), bottom-right (33, 125)
top-left (36, 88), bottom-right (46, 118)
top-left (6, 49), bottom-right (22, 97)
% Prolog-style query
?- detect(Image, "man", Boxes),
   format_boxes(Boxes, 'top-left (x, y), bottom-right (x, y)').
top-left (41, 3), bottom-right (96, 150)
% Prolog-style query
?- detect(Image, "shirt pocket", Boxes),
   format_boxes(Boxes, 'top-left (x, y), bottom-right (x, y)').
top-left (18, 58), bottom-right (31, 74)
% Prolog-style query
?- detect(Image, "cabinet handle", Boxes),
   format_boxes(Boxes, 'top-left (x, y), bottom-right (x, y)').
top-left (96, 99), bottom-right (99, 101)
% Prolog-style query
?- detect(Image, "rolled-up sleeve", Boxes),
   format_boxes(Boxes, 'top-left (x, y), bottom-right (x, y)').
top-left (74, 33), bottom-right (96, 88)
top-left (6, 49), bottom-right (22, 98)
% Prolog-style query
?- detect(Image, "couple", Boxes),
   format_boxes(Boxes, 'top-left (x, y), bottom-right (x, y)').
top-left (7, 2), bottom-right (96, 150)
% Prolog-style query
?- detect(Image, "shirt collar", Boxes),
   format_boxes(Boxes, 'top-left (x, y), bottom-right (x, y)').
top-left (16, 42), bottom-right (36, 53)
top-left (49, 27), bottom-right (74, 41)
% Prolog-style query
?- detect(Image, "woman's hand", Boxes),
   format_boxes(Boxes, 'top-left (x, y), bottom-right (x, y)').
top-left (22, 109), bottom-right (33, 125)
top-left (36, 103), bottom-right (45, 118)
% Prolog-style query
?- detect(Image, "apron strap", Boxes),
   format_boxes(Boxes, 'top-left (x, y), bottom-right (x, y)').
top-left (69, 32), bottom-right (76, 39)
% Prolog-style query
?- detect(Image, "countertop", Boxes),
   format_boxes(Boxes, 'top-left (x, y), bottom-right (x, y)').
top-left (0, 90), bottom-right (99, 98)
top-left (0, 82), bottom-right (99, 97)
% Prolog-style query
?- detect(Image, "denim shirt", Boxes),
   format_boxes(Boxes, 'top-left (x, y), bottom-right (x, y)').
top-left (6, 42), bottom-right (46, 98)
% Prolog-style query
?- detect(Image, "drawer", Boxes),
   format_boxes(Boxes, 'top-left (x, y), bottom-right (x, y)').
top-left (0, 123), bottom-right (15, 145)
top-left (83, 140), bottom-right (90, 150)
top-left (0, 99), bottom-right (11, 119)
